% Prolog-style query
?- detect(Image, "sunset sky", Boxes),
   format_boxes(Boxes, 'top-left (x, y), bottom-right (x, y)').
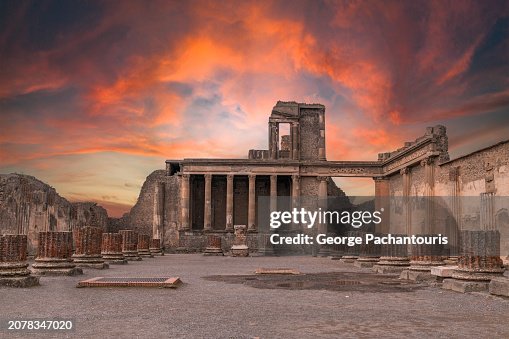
top-left (1, 0), bottom-right (509, 217)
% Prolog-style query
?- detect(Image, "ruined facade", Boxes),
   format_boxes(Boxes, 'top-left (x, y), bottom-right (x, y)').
top-left (133, 101), bottom-right (508, 256)
top-left (0, 174), bottom-right (109, 254)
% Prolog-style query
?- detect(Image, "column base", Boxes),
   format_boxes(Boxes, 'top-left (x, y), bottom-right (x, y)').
top-left (231, 245), bottom-right (249, 257)
top-left (354, 257), bottom-right (379, 268)
top-left (317, 247), bottom-right (331, 257)
top-left (149, 247), bottom-right (164, 256)
top-left (0, 262), bottom-right (31, 276)
top-left (31, 259), bottom-right (83, 276)
top-left (340, 256), bottom-right (358, 263)
top-left (203, 247), bottom-right (224, 256)
top-left (399, 269), bottom-right (434, 281)
top-left (102, 253), bottom-right (128, 264)
top-left (451, 268), bottom-right (504, 282)
top-left (138, 249), bottom-right (154, 258)
top-left (122, 251), bottom-right (142, 261)
top-left (409, 260), bottom-right (444, 272)
top-left (72, 255), bottom-right (109, 269)
top-left (372, 265), bottom-right (408, 274)
top-left (0, 275), bottom-right (40, 288)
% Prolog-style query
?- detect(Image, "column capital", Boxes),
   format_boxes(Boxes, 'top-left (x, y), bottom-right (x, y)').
top-left (400, 167), bottom-right (410, 175)
top-left (181, 173), bottom-right (190, 179)
top-left (373, 176), bottom-right (389, 181)
top-left (292, 174), bottom-right (300, 182)
top-left (248, 174), bottom-right (256, 180)
top-left (420, 157), bottom-right (435, 167)
top-left (316, 176), bottom-right (328, 182)
top-left (204, 173), bottom-right (212, 180)
top-left (227, 174), bottom-right (234, 180)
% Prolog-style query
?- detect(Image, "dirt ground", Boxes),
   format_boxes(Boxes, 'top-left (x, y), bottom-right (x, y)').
top-left (1, 254), bottom-right (508, 338)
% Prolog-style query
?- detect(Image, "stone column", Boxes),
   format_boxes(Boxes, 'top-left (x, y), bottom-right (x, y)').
top-left (72, 226), bottom-right (108, 269)
top-left (318, 111), bottom-right (326, 160)
top-left (149, 238), bottom-right (163, 256)
top-left (226, 174), bottom-right (234, 231)
top-left (32, 231), bottom-right (82, 276)
top-left (292, 175), bottom-right (300, 207)
top-left (373, 177), bottom-right (390, 234)
top-left (444, 230), bottom-right (505, 293)
top-left (119, 230), bottom-right (142, 261)
top-left (317, 176), bottom-right (329, 256)
top-left (401, 167), bottom-right (412, 236)
top-left (270, 175), bottom-right (278, 212)
top-left (180, 174), bottom-right (190, 231)
top-left (153, 182), bottom-right (165, 240)
top-left (269, 122), bottom-right (279, 159)
top-left (0, 234), bottom-right (39, 287)
top-left (137, 234), bottom-right (153, 258)
top-left (355, 233), bottom-right (381, 268)
top-left (480, 192), bottom-right (495, 231)
top-left (340, 230), bottom-right (361, 263)
top-left (291, 122), bottom-right (299, 160)
top-left (248, 174), bottom-right (256, 232)
top-left (101, 233), bottom-right (127, 264)
top-left (448, 167), bottom-right (461, 259)
top-left (204, 174), bottom-right (212, 231)
top-left (203, 235), bottom-right (224, 256)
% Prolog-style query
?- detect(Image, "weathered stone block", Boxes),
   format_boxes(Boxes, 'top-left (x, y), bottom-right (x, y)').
top-left (442, 278), bottom-right (489, 293)
top-left (431, 266), bottom-right (457, 278)
top-left (489, 277), bottom-right (509, 297)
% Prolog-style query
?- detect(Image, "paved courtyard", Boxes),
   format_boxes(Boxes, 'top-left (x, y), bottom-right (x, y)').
top-left (1, 254), bottom-right (508, 338)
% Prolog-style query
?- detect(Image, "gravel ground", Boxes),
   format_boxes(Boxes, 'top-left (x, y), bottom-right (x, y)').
top-left (1, 254), bottom-right (508, 338)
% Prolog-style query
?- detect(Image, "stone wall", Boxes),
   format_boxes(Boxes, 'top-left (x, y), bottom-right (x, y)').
top-left (384, 140), bottom-right (509, 256)
top-left (0, 173), bottom-right (109, 254)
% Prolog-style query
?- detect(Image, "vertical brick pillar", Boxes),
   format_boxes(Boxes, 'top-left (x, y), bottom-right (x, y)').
top-left (0, 234), bottom-right (39, 287)
top-left (149, 238), bottom-right (163, 256)
top-left (101, 233), bottom-right (127, 264)
top-left (119, 230), bottom-right (142, 261)
top-left (32, 231), bottom-right (83, 276)
top-left (373, 234), bottom-right (410, 274)
top-left (204, 235), bottom-right (223, 256)
top-left (72, 226), bottom-right (108, 269)
top-left (137, 234), bottom-right (153, 258)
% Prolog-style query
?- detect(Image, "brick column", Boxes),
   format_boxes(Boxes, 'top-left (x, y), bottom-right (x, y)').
top-left (137, 234), bottom-right (153, 258)
top-left (149, 238), bottom-right (163, 256)
top-left (72, 226), bottom-right (108, 269)
top-left (248, 174), bottom-right (256, 232)
top-left (203, 235), bottom-right (224, 256)
top-left (101, 233), bottom-right (127, 264)
top-left (119, 230), bottom-right (142, 261)
top-left (444, 230), bottom-right (505, 293)
top-left (226, 174), bottom-right (234, 231)
top-left (181, 174), bottom-right (190, 231)
top-left (0, 234), bottom-right (39, 287)
top-left (204, 174), bottom-right (212, 231)
top-left (32, 231), bottom-right (82, 276)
